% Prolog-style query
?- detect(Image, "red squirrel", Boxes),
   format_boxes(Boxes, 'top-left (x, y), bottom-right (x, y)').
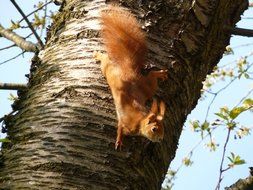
top-left (93, 5), bottom-right (168, 149)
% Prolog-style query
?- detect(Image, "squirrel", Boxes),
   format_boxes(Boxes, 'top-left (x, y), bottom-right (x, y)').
top-left (93, 5), bottom-right (168, 150)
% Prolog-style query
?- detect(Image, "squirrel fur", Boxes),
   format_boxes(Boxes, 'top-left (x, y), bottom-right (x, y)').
top-left (94, 5), bottom-right (168, 149)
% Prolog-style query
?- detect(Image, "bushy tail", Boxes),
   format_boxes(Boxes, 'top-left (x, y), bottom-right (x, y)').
top-left (100, 5), bottom-right (146, 74)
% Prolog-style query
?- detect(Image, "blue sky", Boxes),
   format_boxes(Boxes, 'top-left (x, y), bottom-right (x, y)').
top-left (0, 1), bottom-right (253, 190)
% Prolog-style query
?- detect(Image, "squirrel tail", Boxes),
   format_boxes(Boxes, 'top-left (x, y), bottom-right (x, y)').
top-left (100, 5), bottom-right (147, 75)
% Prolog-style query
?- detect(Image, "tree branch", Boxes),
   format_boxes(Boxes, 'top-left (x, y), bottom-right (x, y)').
top-left (0, 83), bottom-right (27, 90)
top-left (0, 110), bottom-right (15, 123)
top-left (0, 24), bottom-right (37, 52)
top-left (225, 26), bottom-right (253, 37)
top-left (215, 129), bottom-right (232, 190)
top-left (10, 0), bottom-right (44, 48)
top-left (0, 33), bottom-right (33, 51)
top-left (0, 51), bottom-right (25, 66)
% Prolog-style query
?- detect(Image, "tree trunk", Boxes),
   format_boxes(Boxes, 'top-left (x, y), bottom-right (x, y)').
top-left (0, 0), bottom-right (248, 189)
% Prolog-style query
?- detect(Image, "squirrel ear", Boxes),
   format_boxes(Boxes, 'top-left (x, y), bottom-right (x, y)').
top-left (150, 99), bottom-right (158, 114)
top-left (159, 101), bottom-right (166, 118)
top-left (147, 113), bottom-right (156, 122)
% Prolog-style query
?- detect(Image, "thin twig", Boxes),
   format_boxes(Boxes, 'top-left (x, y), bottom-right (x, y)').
top-left (221, 166), bottom-right (230, 173)
top-left (0, 110), bottom-right (16, 123)
top-left (0, 83), bottom-right (27, 90)
top-left (0, 50), bottom-right (25, 66)
top-left (235, 88), bottom-right (253, 107)
top-left (232, 43), bottom-right (253, 49)
top-left (215, 129), bottom-right (231, 190)
top-left (205, 93), bottom-right (217, 121)
top-left (0, 44), bottom-right (16, 51)
top-left (205, 78), bottom-right (236, 121)
top-left (17, 0), bottom-right (53, 24)
top-left (242, 17), bottom-right (253, 19)
top-left (40, 0), bottom-right (49, 38)
top-left (10, 0), bottom-right (44, 48)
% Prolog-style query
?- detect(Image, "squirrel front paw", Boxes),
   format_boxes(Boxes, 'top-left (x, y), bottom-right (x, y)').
top-left (159, 70), bottom-right (168, 81)
top-left (93, 51), bottom-right (100, 60)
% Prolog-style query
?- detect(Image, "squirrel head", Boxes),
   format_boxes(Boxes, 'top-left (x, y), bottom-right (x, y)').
top-left (140, 99), bottom-right (166, 142)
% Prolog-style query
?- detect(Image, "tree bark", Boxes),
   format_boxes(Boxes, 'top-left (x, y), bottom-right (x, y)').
top-left (225, 176), bottom-right (253, 190)
top-left (0, 0), bottom-right (248, 189)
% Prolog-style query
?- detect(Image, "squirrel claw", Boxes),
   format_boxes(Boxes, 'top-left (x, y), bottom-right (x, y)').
top-left (93, 51), bottom-right (100, 60)
top-left (115, 140), bottom-right (123, 151)
top-left (160, 70), bottom-right (168, 81)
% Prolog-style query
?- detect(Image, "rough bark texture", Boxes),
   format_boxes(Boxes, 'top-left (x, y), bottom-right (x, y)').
top-left (0, 0), bottom-right (248, 189)
top-left (225, 176), bottom-right (253, 190)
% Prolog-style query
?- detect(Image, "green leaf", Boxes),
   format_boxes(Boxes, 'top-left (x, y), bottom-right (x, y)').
top-left (227, 122), bottom-right (236, 130)
top-left (231, 152), bottom-right (235, 159)
top-left (0, 138), bottom-right (11, 143)
top-left (201, 121), bottom-right (209, 131)
top-left (8, 93), bottom-right (18, 101)
top-left (244, 73), bottom-right (250, 79)
top-left (215, 106), bottom-right (231, 120)
top-left (167, 170), bottom-right (176, 176)
top-left (221, 106), bottom-right (229, 114)
top-left (234, 155), bottom-right (246, 165)
top-left (34, 12), bottom-right (40, 21)
top-left (33, 13), bottom-right (45, 28)
top-left (36, 2), bottom-right (44, 9)
top-left (234, 159), bottom-right (246, 165)
top-left (182, 157), bottom-right (193, 167)
top-left (227, 156), bottom-right (233, 163)
top-left (243, 98), bottom-right (253, 107)
top-left (206, 140), bottom-right (218, 151)
top-left (190, 120), bottom-right (200, 130)
top-left (238, 58), bottom-right (247, 65)
top-left (229, 107), bottom-right (247, 120)
top-left (227, 152), bottom-right (246, 167)
top-left (215, 113), bottom-right (228, 120)
top-left (9, 20), bottom-right (20, 30)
